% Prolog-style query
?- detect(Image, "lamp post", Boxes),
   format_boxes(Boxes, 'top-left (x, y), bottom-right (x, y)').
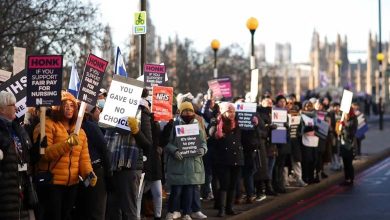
top-left (378, 0), bottom-right (384, 130)
top-left (246, 17), bottom-right (258, 70)
top-left (211, 39), bottom-right (220, 78)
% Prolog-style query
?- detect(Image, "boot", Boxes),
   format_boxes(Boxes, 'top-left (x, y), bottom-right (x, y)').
top-left (225, 190), bottom-right (239, 215)
top-left (265, 180), bottom-right (278, 196)
top-left (217, 191), bottom-right (226, 217)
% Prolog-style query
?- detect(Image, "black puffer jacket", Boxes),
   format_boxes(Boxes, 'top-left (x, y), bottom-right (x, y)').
top-left (214, 126), bottom-right (244, 166)
top-left (0, 118), bottom-right (31, 220)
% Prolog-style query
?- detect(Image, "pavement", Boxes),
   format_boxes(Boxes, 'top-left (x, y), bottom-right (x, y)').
top-left (151, 115), bottom-right (390, 220)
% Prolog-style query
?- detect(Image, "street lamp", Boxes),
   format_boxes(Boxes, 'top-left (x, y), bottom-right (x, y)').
top-left (335, 59), bottom-right (342, 88)
top-left (378, 0), bottom-right (384, 130)
top-left (246, 17), bottom-right (258, 70)
top-left (211, 39), bottom-right (220, 78)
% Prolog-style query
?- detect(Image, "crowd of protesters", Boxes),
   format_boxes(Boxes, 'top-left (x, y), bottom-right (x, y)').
top-left (0, 86), bottom-right (364, 220)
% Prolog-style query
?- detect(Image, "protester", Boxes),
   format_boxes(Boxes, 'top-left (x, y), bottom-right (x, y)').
top-left (33, 91), bottom-right (96, 220)
top-left (329, 102), bottom-right (343, 171)
top-left (352, 102), bottom-right (365, 156)
top-left (73, 104), bottom-right (112, 220)
top-left (337, 107), bottom-right (358, 186)
top-left (165, 101), bottom-right (207, 220)
top-left (0, 91), bottom-right (35, 220)
top-left (211, 102), bottom-right (244, 217)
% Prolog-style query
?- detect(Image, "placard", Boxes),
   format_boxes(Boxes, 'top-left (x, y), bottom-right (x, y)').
top-left (0, 70), bottom-right (27, 118)
top-left (13, 47), bottom-right (26, 74)
top-left (272, 108), bottom-right (288, 123)
top-left (271, 127), bottom-right (287, 144)
top-left (0, 70), bottom-right (12, 84)
top-left (288, 114), bottom-right (301, 126)
top-left (175, 123), bottom-right (200, 157)
top-left (99, 75), bottom-right (144, 131)
top-left (340, 89), bottom-right (353, 112)
top-left (78, 54), bottom-right (108, 106)
top-left (315, 118), bottom-right (329, 139)
top-left (235, 102), bottom-right (257, 130)
top-left (144, 63), bottom-right (166, 92)
top-left (26, 55), bottom-right (63, 106)
top-left (207, 77), bottom-right (232, 99)
top-left (152, 86), bottom-right (173, 122)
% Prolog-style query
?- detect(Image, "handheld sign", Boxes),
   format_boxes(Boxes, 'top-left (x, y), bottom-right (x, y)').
top-left (78, 54), bottom-right (108, 106)
top-left (26, 55), bottom-right (63, 107)
top-left (175, 123), bottom-right (201, 157)
top-left (99, 75), bottom-right (144, 131)
top-left (152, 86), bottom-right (173, 122)
top-left (13, 47), bottom-right (26, 74)
top-left (0, 70), bottom-right (12, 84)
top-left (144, 63), bottom-right (166, 93)
top-left (207, 77), bottom-right (232, 99)
top-left (272, 108), bottom-right (288, 123)
top-left (338, 89), bottom-right (354, 131)
top-left (134, 11), bottom-right (147, 35)
top-left (235, 102), bottom-right (257, 130)
top-left (0, 70), bottom-right (27, 118)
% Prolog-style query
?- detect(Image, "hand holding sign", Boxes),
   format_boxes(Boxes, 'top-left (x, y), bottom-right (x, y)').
top-left (127, 117), bottom-right (139, 134)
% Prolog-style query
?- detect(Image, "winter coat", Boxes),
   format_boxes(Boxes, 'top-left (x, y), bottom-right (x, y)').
top-left (165, 117), bottom-right (207, 186)
top-left (257, 106), bottom-right (278, 157)
top-left (33, 117), bottom-right (93, 186)
top-left (340, 116), bottom-right (358, 153)
top-left (0, 118), bottom-right (31, 220)
top-left (213, 124), bottom-right (244, 167)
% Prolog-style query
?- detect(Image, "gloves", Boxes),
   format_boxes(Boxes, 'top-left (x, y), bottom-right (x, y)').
top-left (89, 171), bottom-right (97, 187)
top-left (198, 148), bottom-right (205, 156)
top-left (270, 124), bottom-right (278, 130)
top-left (174, 150), bottom-right (183, 160)
top-left (66, 133), bottom-right (79, 147)
top-left (127, 117), bottom-right (139, 134)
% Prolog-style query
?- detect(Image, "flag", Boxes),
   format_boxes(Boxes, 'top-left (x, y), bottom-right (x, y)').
top-left (115, 47), bottom-right (128, 77)
top-left (319, 71), bottom-right (329, 87)
top-left (68, 62), bottom-right (80, 97)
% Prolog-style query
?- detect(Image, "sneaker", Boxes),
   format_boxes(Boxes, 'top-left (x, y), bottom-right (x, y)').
top-left (165, 212), bottom-right (174, 220)
top-left (190, 211), bottom-right (207, 219)
top-left (255, 194), bottom-right (267, 202)
top-left (173, 212), bottom-right (182, 219)
top-left (296, 179), bottom-right (308, 187)
top-left (246, 195), bottom-right (256, 204)
top-left (181, 214), bottom-right (192, 220)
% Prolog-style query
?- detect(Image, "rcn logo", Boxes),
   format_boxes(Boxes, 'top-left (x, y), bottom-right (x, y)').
top-left (236, 104), bottom-right (244, 110)
top-left (176, 127), bottom-right (185, 135)
top-left (156, 93), bottom-right (169, 101)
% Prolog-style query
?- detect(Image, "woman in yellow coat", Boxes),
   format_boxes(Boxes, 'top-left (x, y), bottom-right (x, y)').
top-left (33, 91), bottom-right (96, 220)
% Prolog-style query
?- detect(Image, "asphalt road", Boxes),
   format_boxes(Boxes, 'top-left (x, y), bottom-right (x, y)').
top-left (265, 157), bottom-right (390, 220)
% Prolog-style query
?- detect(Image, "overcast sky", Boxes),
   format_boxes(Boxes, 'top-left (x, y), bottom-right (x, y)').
top-left (98, 0), bottom-right (390, 63)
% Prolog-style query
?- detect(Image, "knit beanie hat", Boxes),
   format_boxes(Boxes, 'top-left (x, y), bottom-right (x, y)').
top-left (179, 101), bottom-right (194, 113)
top-left (219, 102), bottom-right (235, 115)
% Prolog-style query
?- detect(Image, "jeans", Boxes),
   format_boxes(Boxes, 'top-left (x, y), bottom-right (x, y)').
top-left (168, 185), bottom-right (195, 215)
top-left (242, 166), bottom-right (256, 197)
top-left (191, 185), bottom-right (202, 213)
top-left (267, 156), bottom-right (276, 180)
top-left (136, 180), bottom-right (162, 218)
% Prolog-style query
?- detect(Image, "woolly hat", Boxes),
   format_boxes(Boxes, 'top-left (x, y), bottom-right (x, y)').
top-left (179, 101), bottom-right (194, 113)
top-left (219, 102), bottom-right (235, 115)
top-left (53, 91), bottom-right (77, 111)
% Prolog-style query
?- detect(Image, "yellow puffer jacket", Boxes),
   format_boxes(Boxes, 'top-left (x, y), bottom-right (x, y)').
top-left (34, 118), bottom-right (92, 186)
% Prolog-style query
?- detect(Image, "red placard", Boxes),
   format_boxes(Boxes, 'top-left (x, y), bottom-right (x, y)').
top-left (152, 86), bottom-right (173, 122)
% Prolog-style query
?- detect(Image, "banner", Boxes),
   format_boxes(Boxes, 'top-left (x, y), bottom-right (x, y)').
top-left (152, 86), bottom-right (173, 122)
top-left (144, 63), bottom-right (166, 92)
top-left (26, 55), bottom-right (63, 107)
top-left (175, 123), bottom-right (200, 157)
top-left (0, 70), bottom-right (27, 118)
top-left (272, 108), bottom-right (288, 123)
top-left (235, 102), bottom-right (257, 130)
top-left (99, 75), bottom-right (144, 131)
top-left (78, 54), bottom-right (108, 106)
top-left (207, 77), bottom-right (232, 99)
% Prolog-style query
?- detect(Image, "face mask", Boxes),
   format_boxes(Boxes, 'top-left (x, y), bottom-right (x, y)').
top-left (181, 115), bottom-right (195, 124)
top-left (97, 99), bottom-right (105, 109)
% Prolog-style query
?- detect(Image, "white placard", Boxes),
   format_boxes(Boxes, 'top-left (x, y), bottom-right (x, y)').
top-left (13, 47), bottom-right (26, 74)
top-left (272, 108), bottom-right (288, 123)
top-left (288, 114), bottom-right (301, 126)
top-left (340, 89), bottom-right (353, 112)
top-left (250, 69), bottom-right (259, 103)
top-left (0, 70), bottom-right (12, 83)
top-left (175, 123), bottom-right (200, 137)
top-left (235, 102), bottom-right (257, 113)
top-left (301, 114), bottom-right (314, 126)
top-left (99, 75), bottom-right (144, 130)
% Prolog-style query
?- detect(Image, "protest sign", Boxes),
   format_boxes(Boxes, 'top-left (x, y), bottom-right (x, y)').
top-left (356, 114), bottom-right (368, 139)
top-left (340, 89), bottom-right (353, 112)
top-left (26, 55), bottom-right (62, 106)
top-left (272, 108), bottom-right (288, 123)
top-left (144, 63), bottom-right (166, 93)
top-left (175, 123), bottom-right (201, 157)
top-left (301, 114), bottom-right (314, 126)
top-left (315, 118), bottom-right (329, 139)
top-left (13, 47), bottom-right (26, 74)
top-left (0, 70), bottom-right (27, 118)
top-left (78, 54), bottom-right (108, 106)
top-left (272, 127), bottom-right (287, 144)
top-left (235, 102), bottom-right (257, 130)
top-left (207, 77), bottom-right (232, 99)
top-left (0, 70), bottom-right (12, 84)
top-left (99, 75), bottom-right (144, 131)
top-left (152, 86), bottom-right (173, 122)
top-left (288, 114), bottom-right (301, 126)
